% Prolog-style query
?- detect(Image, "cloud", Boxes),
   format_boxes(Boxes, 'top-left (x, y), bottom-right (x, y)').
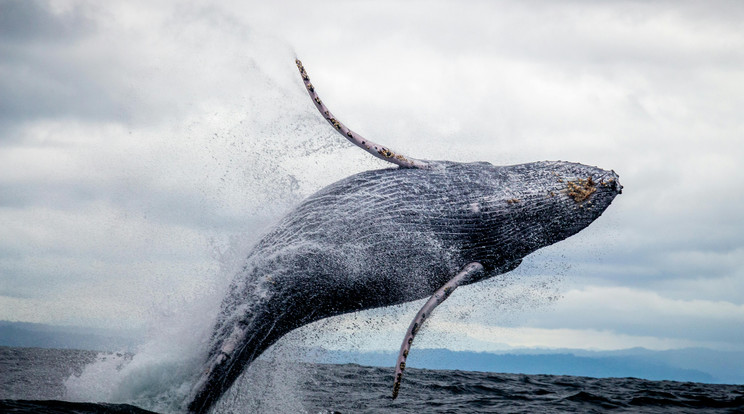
top-left (431, 323), bottom-right (718, 352)
top-left (0, 1), bottom-right (120, 129)
top-left (526, 286), bottom-right (744, 346)
top-left (0, 0), bottom-right (742, 361)
top-left (289, 282), bottom-right (742, 353)
top-left (0, 0), bottom-right (377, 332)
top-left (0, 0), bottom-right (93, 43)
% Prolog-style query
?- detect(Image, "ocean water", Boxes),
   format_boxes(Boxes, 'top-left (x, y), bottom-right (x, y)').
top-left (1, 346), bottom-right (743, 413)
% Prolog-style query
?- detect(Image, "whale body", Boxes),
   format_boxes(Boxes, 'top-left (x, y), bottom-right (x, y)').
top-left (187, 159), bottom-right (622, 412)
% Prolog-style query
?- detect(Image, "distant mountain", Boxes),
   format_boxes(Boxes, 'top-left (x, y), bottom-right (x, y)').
top-left (3, 320), bottom-right (742, 385)
top-left (0, 320), bottom-right (141, 351)
top-left (302, 347), bottom-right (744, 385)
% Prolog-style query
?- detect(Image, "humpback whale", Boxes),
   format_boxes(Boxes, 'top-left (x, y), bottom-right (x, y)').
top-left (186, 60), bottom-right (622, 413)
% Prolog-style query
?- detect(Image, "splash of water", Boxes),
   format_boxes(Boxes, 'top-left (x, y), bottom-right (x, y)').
top-left (59, 19), bottom-right (350, 412)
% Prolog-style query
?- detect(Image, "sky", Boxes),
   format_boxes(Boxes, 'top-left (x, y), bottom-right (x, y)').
top-left (1, 0), bottom-right (743, 357)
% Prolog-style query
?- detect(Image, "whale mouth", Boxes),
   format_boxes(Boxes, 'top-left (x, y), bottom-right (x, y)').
top-left (600, 170), bottom-right (623, 195)
top-left (566, 172), bottom-right (622, 202)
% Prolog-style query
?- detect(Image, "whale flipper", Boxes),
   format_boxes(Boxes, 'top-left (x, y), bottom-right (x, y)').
top-left (392, 262), bottom-right (484, 399)
top-left (295, 58), bottom-right (428, 169)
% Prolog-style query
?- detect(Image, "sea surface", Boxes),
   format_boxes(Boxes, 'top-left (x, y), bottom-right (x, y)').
top-left (1, 346), bottom-right (743, 413)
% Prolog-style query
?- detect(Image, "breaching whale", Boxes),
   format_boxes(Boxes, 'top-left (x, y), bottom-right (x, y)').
top-left (186, 59), bottom-right (622, 413)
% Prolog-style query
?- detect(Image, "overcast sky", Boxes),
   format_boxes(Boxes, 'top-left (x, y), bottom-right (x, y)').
top-left (1, 0), bottom-right (743, 355)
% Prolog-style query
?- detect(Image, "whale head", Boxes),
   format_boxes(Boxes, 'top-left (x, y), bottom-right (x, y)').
top-left (428, 160), bottom-right (622, 277)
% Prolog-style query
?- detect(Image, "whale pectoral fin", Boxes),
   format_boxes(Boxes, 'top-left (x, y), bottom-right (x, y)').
top-left (392, 262), bottom-right (484, 400)
top-left (295, 58), bottom-right (428, 169)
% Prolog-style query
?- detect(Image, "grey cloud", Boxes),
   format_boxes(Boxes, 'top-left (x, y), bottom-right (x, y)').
top-left (0, 2), bottom-right (101, 129)
top-left (0, 182), bottom-right (98, 209)
top-left (0, 45), bottom-right (133, 133)
top-left (273, 0), bottom-right (744, 70)
top-left (1, 0), bottom-right (742, 352)
top-left (526, 294), bottom-right (744, 346)
top-left (0, 0), bottom-right (94, 43)
top-left (0, 174), bottom-right (258, 234)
